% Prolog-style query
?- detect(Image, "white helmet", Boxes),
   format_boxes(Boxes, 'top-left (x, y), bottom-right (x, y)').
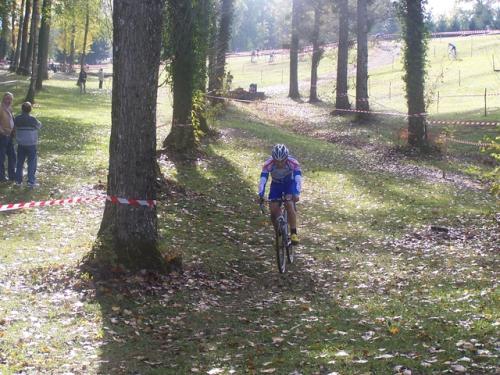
top-left (272, 144), bottom-right (289, 161)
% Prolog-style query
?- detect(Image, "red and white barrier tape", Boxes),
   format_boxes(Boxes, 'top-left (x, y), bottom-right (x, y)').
top-left (441, 136), bottom-right (492, 148)
top-left (0, 195), bottom-right (157, 212)
top-left (106, 195), bottom-right (156, 208)
top-left (429, 120), bottom-right (499, 127)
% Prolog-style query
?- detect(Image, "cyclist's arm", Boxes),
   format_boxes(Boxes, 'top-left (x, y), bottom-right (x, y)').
top-left (258, 171), bottom-right (269, 198)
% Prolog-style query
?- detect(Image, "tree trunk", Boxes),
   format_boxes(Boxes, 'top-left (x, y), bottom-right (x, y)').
top-left (36, 0), bottom-right (51, 90)
top-left (80, 4), bottom-right (90, 70)
top-left (25, 0), bottom-right (39, 103)
top-left (195, 0), bottom-right (211, 134)
top-left (88, 0), bottom-right (167, 275)
top-left (212, 0), bottom-right (233, 95)
top-left (17, 0), bottom-right (31, 75)
top-left (288, 0), bottom-right (300, 99)
top-left (11, 0), bottom-right (16, 52)
top-left (163, 0), bottom-right (197, 154)
top-left (355, 0), bottom-right (369, 117)
top-left (309, 3), bottom-right (322, 103)
top-left (10, 0), bottom-right (24, 72)
top-left (335, 0), bottom-right (350, 110)
top-left (24, 0), bottom-right (36, 75)
top-left (207, 11), bottom-right (217, 94)
top-left (403, 0), bottom-right (427, 148)
top-left (69, 23), bottom-right (75, 72)
top-left (0, 3), bottom-right (11, 60)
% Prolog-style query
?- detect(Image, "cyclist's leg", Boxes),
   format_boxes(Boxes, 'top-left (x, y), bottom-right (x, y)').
top-left (284, 194), bottom-right (297, 230)
top-left (268, 182), bottom-right (284, 231)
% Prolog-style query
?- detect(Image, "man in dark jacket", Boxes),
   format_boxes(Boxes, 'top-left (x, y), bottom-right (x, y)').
top-left (14, 102), bottom-right (42, 188)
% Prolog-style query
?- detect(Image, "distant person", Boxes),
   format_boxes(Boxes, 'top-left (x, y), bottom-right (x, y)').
top-left (226, 71), bottom-right (233, 91)
top-left (448, 43), bottom-right (457, 59)
top-left (78, 68), bottom-right (87, 93)
top-left (0, 92), bottom-right (16, 182)
top-left (269, 51), bottom-right (275, 63)
top-left (14, 102), bottom-right (42, 188)
top-left (98, 68), bottom-right (105, 89)
top-left (251, 50), bottom-right (257, 63)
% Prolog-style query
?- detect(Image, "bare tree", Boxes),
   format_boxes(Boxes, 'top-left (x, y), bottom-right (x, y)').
top-left (335, 0), bottom-right (350, 110)
top-left (25, 0), bottom-right (39, 103)
top-left (289, 0), bottom-right (301, 99)
top-left (36, 0), bottom-right (52, 90)
top-left (17, 0), bottom-right (31, 75)
top-left (355, 0), bottom-right (369, 118)
top-left (309, 1), bottom-right (323, 103)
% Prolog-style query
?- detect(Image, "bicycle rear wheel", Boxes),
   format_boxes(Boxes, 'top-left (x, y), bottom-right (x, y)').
top-left (275, 227), bottom-right (287, 273)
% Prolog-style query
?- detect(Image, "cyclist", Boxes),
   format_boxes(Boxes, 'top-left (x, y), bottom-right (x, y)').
top-left (258, 144), bottom-right (302, 244)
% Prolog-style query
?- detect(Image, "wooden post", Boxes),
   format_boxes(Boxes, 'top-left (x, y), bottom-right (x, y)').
top-left (437, 91), bottom-right (440, 113)
top-left (484, 88), bottom-right (487, 117)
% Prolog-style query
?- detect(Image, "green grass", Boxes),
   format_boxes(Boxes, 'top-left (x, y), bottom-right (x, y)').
top-left (0, 37), bottom-right (498, 374)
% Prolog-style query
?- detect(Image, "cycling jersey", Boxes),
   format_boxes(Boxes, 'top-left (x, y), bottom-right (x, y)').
top-left (258, 156), bottom-right (302, 198)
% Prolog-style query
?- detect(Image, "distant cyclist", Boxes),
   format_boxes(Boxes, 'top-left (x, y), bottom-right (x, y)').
top-left (258, 144), bottom-right (302, 244)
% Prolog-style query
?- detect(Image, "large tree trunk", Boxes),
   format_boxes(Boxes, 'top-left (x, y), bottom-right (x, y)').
top-left (335, 0), bottom-right (350, 110)
top-left (36, 0), bottom-right (52, 90)
top-left (88, 0), bottom-right (167, 275)
top-left (212, 0), bottom-right (233, 95)
top-left (288, 0), bottom-right (300, 99)
top-left (10, 0), bottom-right (25, 72)
top-left (402, 0), bottom-right (427, 147)
top-left (309, 2), bottom-right (322, 103)
top-left (163, 0), bottom-right (197, 154)
top-left (355, 0), bottom-right (369, 117)
top-left (17, 0), bottom-right (31, 75)
top-left (79, 4), bottom-right (90, 70)
top-left (25, 0), bottom-right (39, 103)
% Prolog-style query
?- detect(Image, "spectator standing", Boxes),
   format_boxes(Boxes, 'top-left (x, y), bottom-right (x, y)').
top-left (14, 102), bottom-right (42, 188)
top-left (0, 92), bottom-right (16, 182)
top-left (78, 68), bottom-right (87, 93)
top-left (98, 68), bottom-right (105, 89)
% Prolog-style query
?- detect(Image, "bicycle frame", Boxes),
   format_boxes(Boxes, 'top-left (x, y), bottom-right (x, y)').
top-left (260, 195), bottom-right (296, 273)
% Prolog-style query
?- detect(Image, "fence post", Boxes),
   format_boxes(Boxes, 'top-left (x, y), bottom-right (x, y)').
top-left (437, 91), bottom-right (440, 113)
top-left (484, 88), bottom-right (487, 117)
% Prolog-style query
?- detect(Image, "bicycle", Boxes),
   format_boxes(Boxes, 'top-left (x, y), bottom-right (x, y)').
top-left (260, 195), bottom-right (295, 273)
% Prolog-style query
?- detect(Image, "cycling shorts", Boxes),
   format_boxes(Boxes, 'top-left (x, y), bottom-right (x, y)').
top-left (268, 180), bottom-right (299, 200)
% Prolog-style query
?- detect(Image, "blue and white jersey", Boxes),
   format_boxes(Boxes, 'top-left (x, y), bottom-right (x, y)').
top-left (258, 156), bottom-right (302, 197)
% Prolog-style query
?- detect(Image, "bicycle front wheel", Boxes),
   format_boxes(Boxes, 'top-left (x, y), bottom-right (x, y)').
top-left (287, 234), bottom-right (294, 264)
top-left (275, 228), bottom-right (287, 273)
